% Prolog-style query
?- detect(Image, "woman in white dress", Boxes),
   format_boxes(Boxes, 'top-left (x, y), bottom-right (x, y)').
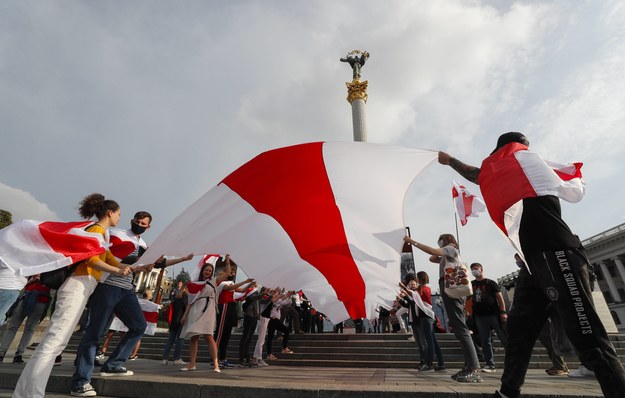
top-left (179, 255), bottom-right (253, 372)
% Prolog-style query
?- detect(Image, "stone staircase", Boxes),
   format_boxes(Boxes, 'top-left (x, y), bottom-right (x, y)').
top-left (60, 330), bottom-right (625, 369)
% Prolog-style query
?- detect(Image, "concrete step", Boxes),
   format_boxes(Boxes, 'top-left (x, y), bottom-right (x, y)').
top-left (52, 331), bottom-right (625, 369)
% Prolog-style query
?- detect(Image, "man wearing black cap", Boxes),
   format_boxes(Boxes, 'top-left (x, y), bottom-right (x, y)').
top-left (438, 132), bottom-right (625, 398)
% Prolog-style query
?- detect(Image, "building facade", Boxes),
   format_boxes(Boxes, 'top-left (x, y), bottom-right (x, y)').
top-left (581, 222), bottom-right (625, 333)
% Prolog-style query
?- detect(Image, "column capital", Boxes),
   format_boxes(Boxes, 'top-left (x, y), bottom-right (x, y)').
top-left (346, 79), bottom-right (368, 103)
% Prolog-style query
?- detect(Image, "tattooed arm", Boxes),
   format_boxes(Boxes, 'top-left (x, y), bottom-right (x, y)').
top-left (438, 151), bottom-right (481, 184)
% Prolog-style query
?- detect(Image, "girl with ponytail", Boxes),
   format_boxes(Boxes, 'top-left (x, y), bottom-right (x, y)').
top-left (14, 193), bottom-right (131, 398)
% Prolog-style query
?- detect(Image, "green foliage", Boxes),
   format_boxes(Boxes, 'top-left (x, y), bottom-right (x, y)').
top-left (175, 269), bottom-right (191, 285)
top-left (0, 209), bottom-right (12, 229)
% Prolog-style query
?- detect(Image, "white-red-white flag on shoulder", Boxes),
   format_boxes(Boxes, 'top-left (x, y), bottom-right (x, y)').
top-left (478, 142), bottom-right (584, 251)
top-left (184, 254), bottom-right (221, 304)
top-left (0, 220), bottom-right (107, 277)
top-left (452, 180), bottom-right (486, 226)
top-left (139, 142), bottom-right (437, 322)
top-left (109, 228), bottom-right (146, 261)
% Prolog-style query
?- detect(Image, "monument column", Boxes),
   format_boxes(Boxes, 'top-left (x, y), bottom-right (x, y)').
top-left (341, 50), bottom-right (370, 142)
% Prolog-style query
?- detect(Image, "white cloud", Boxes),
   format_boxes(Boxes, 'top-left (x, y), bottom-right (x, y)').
top-left (0, 182), bottom-right (60, 222)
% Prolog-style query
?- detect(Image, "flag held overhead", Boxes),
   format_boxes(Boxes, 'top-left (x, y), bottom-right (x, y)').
top-left (139, 141), bottom-right (437, 322)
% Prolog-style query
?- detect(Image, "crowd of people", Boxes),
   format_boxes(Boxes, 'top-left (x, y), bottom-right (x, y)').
top-left (1, 133), bottom-right (624, 398)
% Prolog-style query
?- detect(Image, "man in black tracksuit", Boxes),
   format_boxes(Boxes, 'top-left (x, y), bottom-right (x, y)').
top-left (439, 132), bottom-right (625, 398)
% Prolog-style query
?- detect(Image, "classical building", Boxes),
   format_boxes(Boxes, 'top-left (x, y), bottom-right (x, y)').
top-left (581, 222), bottom-right (625, 333)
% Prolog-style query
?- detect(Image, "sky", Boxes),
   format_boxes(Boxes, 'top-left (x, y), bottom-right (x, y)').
top-left (2, 0), bottom-right (625, 292)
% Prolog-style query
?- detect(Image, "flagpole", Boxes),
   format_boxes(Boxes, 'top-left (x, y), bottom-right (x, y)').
top-left (454, 211), bottom-right (460, 247)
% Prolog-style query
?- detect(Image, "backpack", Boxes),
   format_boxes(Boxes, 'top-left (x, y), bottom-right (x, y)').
top-left (40, 263), bottom-right (81, 290)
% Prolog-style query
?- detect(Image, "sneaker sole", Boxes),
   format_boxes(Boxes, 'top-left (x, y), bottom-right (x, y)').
top-left (100, 371), bottom-right (134, 377)
top-left (456, 377), bottom-right (483, 383)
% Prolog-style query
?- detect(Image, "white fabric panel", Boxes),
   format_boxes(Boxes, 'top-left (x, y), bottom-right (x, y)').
top-left (140, 183), bottom-right (349, 322)
top-left (322, 142), bottom-right (437, 317)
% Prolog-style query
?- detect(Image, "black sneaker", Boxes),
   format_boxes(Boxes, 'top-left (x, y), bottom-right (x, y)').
top-left (434, 365), bottom-right (447, 372)
top-left (54, 355), bottom-right (62, 366)
top-left (451, 368), bottom-right (468, 380)
top-left (70, 382), bottom-right (97, 397)
top-left (100, 366), bottom-right (134, 376)
top-left (12, 355), bottom-right (24, 364)
top-left (456, 369), bottom-right (483, 383)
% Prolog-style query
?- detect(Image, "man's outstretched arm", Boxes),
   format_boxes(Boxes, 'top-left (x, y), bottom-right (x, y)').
top-left (438, 151), bottom-right (481, 184)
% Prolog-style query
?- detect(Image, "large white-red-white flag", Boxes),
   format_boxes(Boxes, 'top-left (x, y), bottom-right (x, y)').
top-left (0, 221), bottom-right (107, 276)
top-left (478, 142), bottom-right (584, 251)
top-left (452, 180), bottom-right (486, 226)
top-left (139, 142), bottom-right (437, 322)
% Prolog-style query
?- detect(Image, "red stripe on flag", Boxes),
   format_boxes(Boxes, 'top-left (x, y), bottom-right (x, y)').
top-left (109, 235), bottom-right (137, 260)
top-left (187, 281), bottom-right (206, 294)
top-left (479, 143), bottom-right (537, 235)
top-left (222, 142), bottom-right (367, 319)
top-left (143, 311), bottom-right (159, 323)
top-left (38, 221), bottom-right (105, 263)
top-left (553, 162), bottom-right (583, 181)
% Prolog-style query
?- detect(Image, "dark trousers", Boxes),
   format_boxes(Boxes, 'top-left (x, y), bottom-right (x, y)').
top-left (72, 284), bottom-right (146, 388)
top-left (239, 315), bottom-right (258, 361)
top-left (501, 249), bottom-right (625, 398)
top-left (215, 302), bottom-right (237, 361)
top-left (266, 318), bottom-right (289, 354)
top-left (537, 319), bottom-right (568, 371)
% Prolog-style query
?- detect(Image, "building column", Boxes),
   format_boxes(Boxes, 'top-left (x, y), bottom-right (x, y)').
top-left (613, 256), bottom-right (625, 287)
top-left (599, 260), bottom-right (622, 302)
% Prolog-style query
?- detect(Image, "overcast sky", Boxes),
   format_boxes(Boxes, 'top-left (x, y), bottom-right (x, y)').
top-left (2, 0), bottom-right (625, 286)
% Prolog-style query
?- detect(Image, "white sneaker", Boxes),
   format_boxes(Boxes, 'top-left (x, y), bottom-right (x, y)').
top-left (568, 365), bottom-right (595, 378)
top-left (173, 359), bottom-right (186, 365)
top-left (161, 359), bottom-right (168, 365)
top-left (258, 359), bottom-right (269, 367)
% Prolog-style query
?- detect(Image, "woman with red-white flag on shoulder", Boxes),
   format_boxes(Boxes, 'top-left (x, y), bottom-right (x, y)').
top-left (438, 132), bottom-right (625, 398)
top-left (179, 254), bottom-right (253, 372)
top-left (13, 193), bottom-right (132, 398)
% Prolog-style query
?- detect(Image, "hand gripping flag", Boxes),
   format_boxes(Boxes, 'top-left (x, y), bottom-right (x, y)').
top-left (478, 142), bottom-right (584, 250)
top-left (139, 142), bottom-right (437, 322)
top-left (452, 180), bottom-right (486, 226)
top-left (0, 221), bottom-right (107, 276)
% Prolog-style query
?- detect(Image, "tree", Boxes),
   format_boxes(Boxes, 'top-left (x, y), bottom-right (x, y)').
top-left (0, 210), bottom-right (12, 230)
top-left (175, 269), bottom-right (191, 285)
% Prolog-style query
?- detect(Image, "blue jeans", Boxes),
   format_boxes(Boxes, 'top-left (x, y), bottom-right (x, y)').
top-left (409, 321), bottom-right (425, 364)
top-left (72, 283), bottom-right (146, 388)
top-left (162, 328), bottom-right (183, 361)
top-left (0, 289), bottom-right (20, 327)
top-left (0, 298), bottom-right (48, 357)
top-left (420, 316), bottom-right (444, 367)
top-left (475, 314), bottom-right (507, 367)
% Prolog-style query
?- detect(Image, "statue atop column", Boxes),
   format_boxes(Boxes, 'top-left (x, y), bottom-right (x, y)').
top-left (340, 50), bottom-right (370, 81)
